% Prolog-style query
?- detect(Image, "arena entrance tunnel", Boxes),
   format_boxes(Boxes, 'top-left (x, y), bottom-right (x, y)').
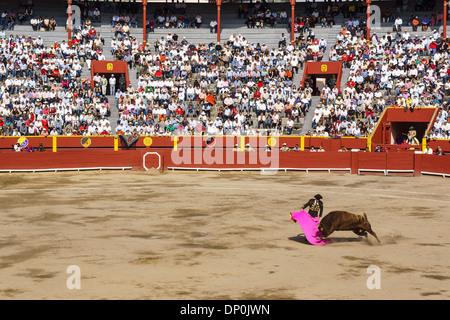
top-left (370, 107), bottom-right (438, 149)
top-left (307, 74), bottom-right (339, 96)
top-left (90, 61), bottom-right (130, 95)
top-left (390, 122), bottom-right (428, 145)
top-left (301, 61), bottom-right (343, 96)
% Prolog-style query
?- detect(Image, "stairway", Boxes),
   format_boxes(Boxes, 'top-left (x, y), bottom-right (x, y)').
top-left (108, 95), bottom-right (120, 133)
top-left (300, 96), bottom-right (321, 136)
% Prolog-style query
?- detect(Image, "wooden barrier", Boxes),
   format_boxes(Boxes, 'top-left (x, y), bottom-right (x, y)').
top-left (1, 135), bottom-right (449, 177)
top-left (1, 135), bottom-right (372, 152)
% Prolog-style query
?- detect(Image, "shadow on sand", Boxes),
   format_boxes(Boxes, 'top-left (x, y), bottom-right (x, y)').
top-left (288, 234), bottom-right (364, 245)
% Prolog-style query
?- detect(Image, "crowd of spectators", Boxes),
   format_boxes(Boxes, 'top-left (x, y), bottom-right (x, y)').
top-left (239, 0), bottom-right (366, 30)
top-left (108, 30), bottom-right (329, 136)
top-left (429, 105), bottom-right (450, 139)
top-left (1, 0), bottom-right (449, 146)
top-left (0, 17), bottom-right (113, 137)
top-left (1, 2), bottom-right (35, 31)
top-left (109, 1), bottom-right (205, 33)
top-left (308, 15), bottom-right (450, 141)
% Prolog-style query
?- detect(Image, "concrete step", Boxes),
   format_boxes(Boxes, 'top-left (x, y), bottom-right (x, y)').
top-left (301, 96), bottom-right (321, 136)
top-left (107, 95), bottom-right (120, 133)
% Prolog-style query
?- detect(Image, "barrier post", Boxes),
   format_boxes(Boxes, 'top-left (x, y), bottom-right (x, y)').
top-left (290, 0), bottom-right (295, 43)
top-left (422, 137), bottom-right (426, 153)
top-left (444, 1), bottom-right (447, 39)
top-left (173, 136), bottom-right (178, 151)
top-left (300, 136), bottom-right (305, 151)
top-left (67, 0), bottom-right (72, 48)
top-left (367, 136), bottom-right (371, 151)
top-left (114, 136), bottom-right (118, 151)
top-left (413, 152), bottom-right (422, 177)
top-left (366, 0), bottom-right (371, 41)
top-left (53, 136), bottom-right (57, 152)
top-left (350, 150), bottom-right (358, 174)
top-left (240, 136), bottom-right (245, 151)
top-left (142, 0), bottom-right (147, 46)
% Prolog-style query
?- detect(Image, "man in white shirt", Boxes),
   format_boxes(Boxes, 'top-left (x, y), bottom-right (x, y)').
top-left (286, 118), bottom-right (294, 135)
top-left (210, 19), bottom-right (217, 33)
top-left (109, 74), bottom-right (116, 95)
top-left (394, 16), bottom-right (403, 31)
top-left (30, 16), bottom-right (38, 31)
top-left (318, 38), bottom-right (327, 52)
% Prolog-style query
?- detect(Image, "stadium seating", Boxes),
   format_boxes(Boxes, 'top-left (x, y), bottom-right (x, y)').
top-left (0, 0), bottom-right (448, 145)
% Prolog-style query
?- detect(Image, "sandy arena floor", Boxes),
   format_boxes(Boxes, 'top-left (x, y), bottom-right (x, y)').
top-left (0, 170), bottom-right (449, 300)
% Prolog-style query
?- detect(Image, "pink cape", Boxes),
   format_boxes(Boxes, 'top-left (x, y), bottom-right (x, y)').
top-left (290, 210), bottom-right (331, 245)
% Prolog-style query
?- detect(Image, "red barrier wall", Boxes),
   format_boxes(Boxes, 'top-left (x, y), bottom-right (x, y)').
top-left (0, 149), bottom-right (143, 170)
top-left (2, 148), bottom-right (449, 177)
top-left (0, 136), bottom-right (116, 150)
top-left (1, 135), bottom-right (449, 176)
top-left (0, 136), bottom-right (369, 151)
top-left (1, 136), bottom-right (55, 150)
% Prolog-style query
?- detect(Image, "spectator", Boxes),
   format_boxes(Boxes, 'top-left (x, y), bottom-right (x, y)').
top-left (209, 18), bottom-right (217, 33)
top-left (435, 146), bottom-right (446, 155)
top-left (30, 15), bottom-right (38, 30)
top-left (424, 145), bottom-right (433, 154)
top-left (13, 143), bottom-right (22, 152)
top-left (394, 16), bottom-right (403, 31)
top-left (109, 74), bottom-right (116, 95)
top-left (421, 15), bottom-right (430, 31)
top-left (280, 143), bottom-right (291, 151)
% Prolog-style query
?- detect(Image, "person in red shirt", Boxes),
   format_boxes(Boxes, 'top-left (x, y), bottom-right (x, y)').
top-left (41, 117), bottom-right (48, 132)
top-left (176, 106), bottom-right (184, 116)
top-left (148, 20), bottom-right (155, 33)
top-left (26, 143), bottom-right (35, 152)
top-left (366, 106), bottom-right (374, 119)
top-left (52, 68), bottom-right (60, 82)
top-left (342, 53), bottom-right (348, 68)
top-left (429, 41), bottom-right (437, 55)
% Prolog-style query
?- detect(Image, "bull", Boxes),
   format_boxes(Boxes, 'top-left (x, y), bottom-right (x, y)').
top-left (317, 211), bottom-right (381, 243)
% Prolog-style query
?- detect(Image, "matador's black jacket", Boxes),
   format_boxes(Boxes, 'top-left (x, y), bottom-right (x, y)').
top-left (302, 199), bottom-right (324, 218)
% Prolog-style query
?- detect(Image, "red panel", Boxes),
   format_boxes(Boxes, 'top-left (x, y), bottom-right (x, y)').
top-left (386, 152), bottom-right (414, 171)
top-left (277, 137), bottom-right (301, 147)
top-left (132, 136), bottom-right (174, 148)
top-left (279, 152), bottom-right (351, 168)
top-left (0, 150), bottom-right (143, 170)
top-left (0, 136), bottom-right (53, 150)
top-left (418, 154), bottom-right (450, 174)
top-left (357, 152), bottom-right (387, 170)
top-left (63, 136), bottom-right (115, 148)
top-left (385, 108), bottom-right (436, 122)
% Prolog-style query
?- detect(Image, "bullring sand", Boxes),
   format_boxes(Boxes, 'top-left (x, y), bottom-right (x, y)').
top-left (0, 171), bottom-right (449, 299)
